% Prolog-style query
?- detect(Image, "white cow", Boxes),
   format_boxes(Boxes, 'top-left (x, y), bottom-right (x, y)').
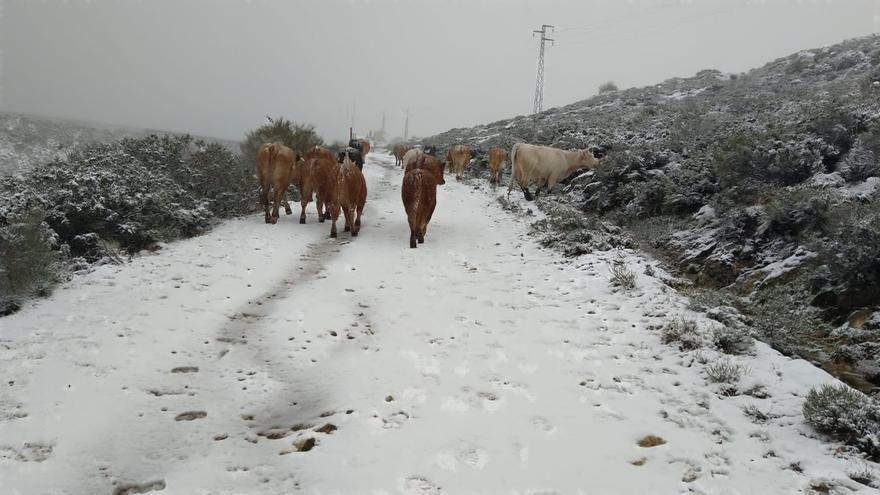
top-left (401, 148), bottom-right (424, 170)
top-left (507, 143), bottom-right (599, 201)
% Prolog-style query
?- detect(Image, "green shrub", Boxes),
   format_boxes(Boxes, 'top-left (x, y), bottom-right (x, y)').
top-left (714, 133), bottom-right (824, 190)
top-left (839, 138), bottom-right (879, 182)
top-left (0, 208), bottom-right (62, 314)
top-left (240, 117), bottom-right (323, 168)
top-left (765, 188), bottom-right (830, 238)
top-left (817, 217), bottom-right (880, 311)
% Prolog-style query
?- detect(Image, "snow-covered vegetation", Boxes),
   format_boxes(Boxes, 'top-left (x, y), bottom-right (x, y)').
top-left (421, 34), bottom-right (880, 460)
top-left (423, 34), bottom-right (880, 393)
top-left (0, 134), bottom-right (252, 314)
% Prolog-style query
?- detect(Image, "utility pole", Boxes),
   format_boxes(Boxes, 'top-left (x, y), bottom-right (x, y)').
top-left (403, 108), bottom-right (410, 141)
top-left (532, 24), bottom-right (554, 114)
top-left (380, 111), bottom-right (386, 140)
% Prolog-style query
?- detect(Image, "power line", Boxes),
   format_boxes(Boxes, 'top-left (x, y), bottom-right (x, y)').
top-left (532, 24), bottom-right (554, 114)
top-left (555, 4), bottom-right (739, 50)
top-left (555, 3), bottom-right (667, 34)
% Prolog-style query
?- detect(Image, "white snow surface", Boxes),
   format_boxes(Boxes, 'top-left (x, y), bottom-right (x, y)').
top-left (0, 152), bottom-right (876, 494)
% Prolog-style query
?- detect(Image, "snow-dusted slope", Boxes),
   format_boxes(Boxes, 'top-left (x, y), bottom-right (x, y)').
top-left (0, 152), bottom-right (874, 494)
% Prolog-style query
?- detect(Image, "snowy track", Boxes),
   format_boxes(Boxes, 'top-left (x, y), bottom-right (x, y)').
top-left (0, 152), bottom-right (874, 494)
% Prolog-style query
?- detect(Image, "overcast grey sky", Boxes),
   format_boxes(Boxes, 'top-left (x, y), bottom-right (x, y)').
top-left (1, 0), bottom-right (877, 142)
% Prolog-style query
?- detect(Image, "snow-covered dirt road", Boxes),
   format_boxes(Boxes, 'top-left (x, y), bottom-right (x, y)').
top-left (0, 152), bottom-right (873, 494)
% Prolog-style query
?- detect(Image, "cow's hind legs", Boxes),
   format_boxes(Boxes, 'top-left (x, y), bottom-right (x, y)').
top-left (352, 205), bottom-right (363, 236)
top-left (316, 197), bottom-right (325, 223)
top-left (300, 201), bottom-right (308, 224)
top-left (410, 231), bottom-right (418, 248)
top-left (520, 185), bottom-right (534, 201)
top-left (342, 207), bottom-right (353, 233)
top-left (329, 204), bottom-right (340, 238)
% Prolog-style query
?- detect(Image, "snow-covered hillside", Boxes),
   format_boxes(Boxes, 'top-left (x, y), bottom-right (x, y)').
top-left (420, 34), bottom-right (880, 396)
top-left (0, 112), bottom-right (240, 175)
top-left (0, 152), bottom-right (875, 494)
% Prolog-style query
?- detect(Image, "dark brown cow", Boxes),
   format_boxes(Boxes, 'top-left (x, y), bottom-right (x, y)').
top-left (392, 144), bottom-right (409, 167)
top-left (348, 138), bottom-right (371, 161)
top-left (327, 154), bottom-right (367, 238)
top-left (402, 155), bottom-right (446, 248)
top-left (295, 146), bottom-right (337, 224)
top-left (256, 143), bottom-right (299, 224)
top-left (488, 147), bottom-right (507, 184)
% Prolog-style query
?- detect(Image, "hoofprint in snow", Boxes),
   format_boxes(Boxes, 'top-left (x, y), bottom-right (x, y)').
top-left (0, 152), bottom-right (875, 494)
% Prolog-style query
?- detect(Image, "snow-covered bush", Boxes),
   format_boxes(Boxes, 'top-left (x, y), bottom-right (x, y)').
top-left (848, 464), bottom-right (878, 488)
top-left (764, 188), bottom-right (830, 238)
top-left (705, 359), bottom-right (748, 384)
top-left (802, 383), bottom-right (880, 461)
top-left (814, 210), bottom-right (880, 312)
top-left (530, 205), bottom-right (600, 257)
top-left (22, 142), bottom-right (212, 255)
top-left (714, 133), bottom-right (824, 191)
top-left (838, 139), bottom-right (879, 183)
top-left (0, 208), bottom-right (63, 314)
top-left (660, 317), bottom-right (704, 350)
top-left (0, 134), bottom-right (252, 315)
top-left (711, 325), bottom-right (752, 354)
top-left (609, 261), bottom-right (636, 290)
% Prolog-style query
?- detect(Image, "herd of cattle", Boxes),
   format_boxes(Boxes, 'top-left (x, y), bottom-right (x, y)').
top-left (256, 138), bottom-right (601, 248)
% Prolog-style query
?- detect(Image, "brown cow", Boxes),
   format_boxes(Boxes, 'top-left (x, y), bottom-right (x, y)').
top-left (256, 143), bottom-right (299, 224)
top-left (402, 155), bottom-right (446, 248)
top-left (327, 154), bottom-right (367, 238)
top-left (487, 147), bottom-right (507, 184)
top-left (449, 145), bottom-right (471, 181)
top-left (392, 144), bottom-right (409, 167)
top-left (296, 146), bottom-right (337, 223)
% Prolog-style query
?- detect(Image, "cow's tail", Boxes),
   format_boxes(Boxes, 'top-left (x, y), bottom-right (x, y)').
top-left (265, 143), bottom-right (278, 188)
top-left (506, 142), bottom-right (520, 198)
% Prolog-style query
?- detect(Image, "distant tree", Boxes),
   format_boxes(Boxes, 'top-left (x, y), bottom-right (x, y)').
top-left (598, 81), bottom-right (618, 94)
top-left (240, 117), bottom-right (324, 167)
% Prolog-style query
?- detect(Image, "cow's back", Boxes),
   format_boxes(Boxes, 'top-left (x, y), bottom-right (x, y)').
top-left (402, 148), bottom-right (423, 169)
top-left (338, 162), bottom-right (367, 208)
top-left (514, 143), bottom-right (564, 176)
top-left (402, 169), bottom-right (437, 214)
top-left (256, 143), bottom-right (278, 182)
top-left (273, 145), bottom-right (298, 184)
